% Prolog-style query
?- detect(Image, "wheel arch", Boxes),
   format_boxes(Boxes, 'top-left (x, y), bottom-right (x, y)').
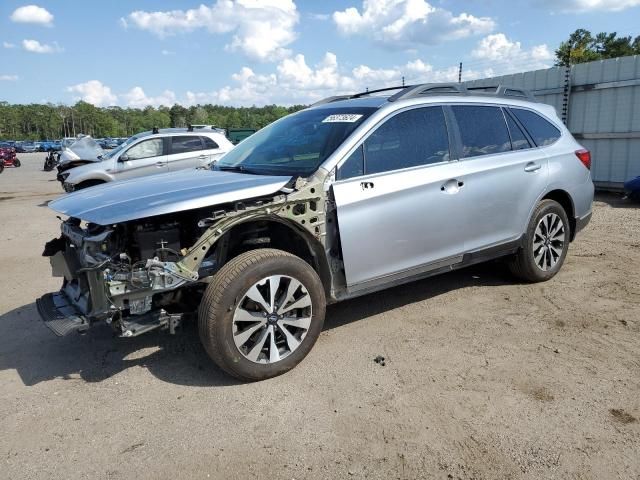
top-left (220, 216), bottom-right (333, 297)
top-left (541, 189), bottom-right (576, 241)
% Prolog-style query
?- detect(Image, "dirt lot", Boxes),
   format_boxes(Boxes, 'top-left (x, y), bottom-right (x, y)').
top-left (0, 152), bottom-right (638, 480)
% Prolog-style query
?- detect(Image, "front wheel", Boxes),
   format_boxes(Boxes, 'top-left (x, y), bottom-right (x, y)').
top-left (14, 159), bottom-right (20, 167)
top-left (509, 199), bottom-right (570, 282)
top-left (198, 248), bottom-right (326, 381)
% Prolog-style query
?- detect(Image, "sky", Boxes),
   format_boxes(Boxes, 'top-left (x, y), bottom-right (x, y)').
top-left (1, 0), bottom-right (639, 107)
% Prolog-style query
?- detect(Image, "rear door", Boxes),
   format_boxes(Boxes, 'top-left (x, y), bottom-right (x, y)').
top-left (448, 105), bottom-right (549, 251)
top-left (168, 135), bottom-right (207, 171)
top-left (114, 137), bottom-right (167, 180)
top-left (200, 135), bottom-right (225, 167)
top-left (332, 106), bottom-right (468, 290)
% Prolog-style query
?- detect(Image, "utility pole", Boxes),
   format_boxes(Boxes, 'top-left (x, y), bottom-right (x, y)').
top-left (402, 76), bottom-right (405, 87)
top-left (458, 62), bottom-right (462, 83)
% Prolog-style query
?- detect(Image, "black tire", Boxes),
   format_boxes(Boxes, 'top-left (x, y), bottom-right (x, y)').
top-left (75, 179), bottom-right (105, 190)
top-left (509, 199), bottom-right (571, 282)
top-left (198, 248), bottom-right (326, 381)
top-left (14, 159), bottom-right (20, 167)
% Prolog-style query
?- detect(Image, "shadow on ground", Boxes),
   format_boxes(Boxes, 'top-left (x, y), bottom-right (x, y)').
top-left (0, 262), bottom-right (512, 387)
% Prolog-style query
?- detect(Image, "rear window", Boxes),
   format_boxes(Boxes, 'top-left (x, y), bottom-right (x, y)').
top-left (451, 106), bottom-right (511, 158)
top-left (171, 136), bottom-right (203, 154)
top-left (510, 108), bottom-right (561, 146)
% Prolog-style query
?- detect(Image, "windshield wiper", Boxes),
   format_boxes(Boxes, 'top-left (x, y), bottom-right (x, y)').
top-left (217, 165), bottom-right (259, 175)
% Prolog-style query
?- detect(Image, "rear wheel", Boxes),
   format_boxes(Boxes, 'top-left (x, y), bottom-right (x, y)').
top-left (198, 248), bottom-right (326, 381)
top-left (509, 199), bottom-right (570, 282)
top-left (14, 159), bottom-right (20, 167)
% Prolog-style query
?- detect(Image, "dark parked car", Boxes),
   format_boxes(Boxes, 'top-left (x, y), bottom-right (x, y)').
top-left (16, 142), bottom-right (37, 153)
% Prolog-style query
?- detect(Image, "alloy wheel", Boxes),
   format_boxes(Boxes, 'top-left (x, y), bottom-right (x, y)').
top-left (232, 275), bottom-right (312, 364)
top-left (533, 213), bottom-right (565, 271)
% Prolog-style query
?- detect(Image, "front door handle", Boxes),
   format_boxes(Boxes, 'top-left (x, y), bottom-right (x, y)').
top-left (360, 181), bottom-right (374, 190)
top-left (524, 162), bottom-right (541, 172)
top-left (440, 179), bottom-right (464, 194)
top-left (198, 155), bottom-right (207, 160)
top-left (156, 162), bottom-right (166, 168)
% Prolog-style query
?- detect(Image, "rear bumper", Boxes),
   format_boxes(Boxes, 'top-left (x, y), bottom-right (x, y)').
top-left (36, 291), bottom-right (89, 336)
top-left (574, 211), bottom-right (592, 237)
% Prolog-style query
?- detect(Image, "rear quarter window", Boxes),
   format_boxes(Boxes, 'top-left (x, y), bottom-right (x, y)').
top-left (510, 108), bottom-right (561, 146)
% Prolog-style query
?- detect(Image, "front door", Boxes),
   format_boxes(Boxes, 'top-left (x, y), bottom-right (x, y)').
top-left (332, 106), bottom-right (467, 290)
top-left (115, 137), bottom-right (166, 180)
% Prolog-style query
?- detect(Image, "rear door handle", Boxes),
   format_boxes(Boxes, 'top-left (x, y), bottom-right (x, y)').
top-left (524, 162), bottom-right (541, 172)
top-left (360, 181), bottom-right (374, 189)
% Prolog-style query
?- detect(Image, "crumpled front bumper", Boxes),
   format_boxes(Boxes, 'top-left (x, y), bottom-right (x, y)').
top-left (36, 291), bottom-right (89, 336)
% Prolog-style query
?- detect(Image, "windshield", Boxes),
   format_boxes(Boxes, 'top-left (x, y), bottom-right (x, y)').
top-left (215, 106), bottom-right (376, 176)
top-left (103, 134), bottom-right (141, 159)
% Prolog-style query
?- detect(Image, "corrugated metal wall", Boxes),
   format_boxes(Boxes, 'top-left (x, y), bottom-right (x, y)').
top-left (464, 55), bottom-right (640, 189)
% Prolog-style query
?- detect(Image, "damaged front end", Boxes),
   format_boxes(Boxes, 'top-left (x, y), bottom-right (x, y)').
top-left (37, 174), bottom-right (331, 338)
top-left (38, 217), bottom-right (202, 337)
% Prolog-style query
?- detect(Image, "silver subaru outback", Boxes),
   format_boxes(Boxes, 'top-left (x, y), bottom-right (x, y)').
top-left (37, 83), bottom-right (594, 381)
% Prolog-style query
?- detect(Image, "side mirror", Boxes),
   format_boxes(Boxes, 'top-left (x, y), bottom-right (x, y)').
top-left (119, 154), bottom-right (129, 162)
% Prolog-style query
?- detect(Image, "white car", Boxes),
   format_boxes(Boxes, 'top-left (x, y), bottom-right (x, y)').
top-left (57, 128), bottom-right (234, 192)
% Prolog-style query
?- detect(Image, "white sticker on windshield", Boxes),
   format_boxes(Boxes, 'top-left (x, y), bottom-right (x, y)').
top-left (322, 114), bottom-right (363, 123)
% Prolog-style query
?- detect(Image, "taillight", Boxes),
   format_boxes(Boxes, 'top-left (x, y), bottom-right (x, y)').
top-left (575, 149), bottom-right (591, 170)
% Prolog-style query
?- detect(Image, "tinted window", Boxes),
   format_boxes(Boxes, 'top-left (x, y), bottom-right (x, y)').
top-left (452, 105), bottom-right (511, 158)
top-left (171, 136), bottom-right (203, 154)
top-left (201, 136), bottom-right (219, 149)
top-left (125, 138), bottom-right (163, 160)
top-left (364, 106), bottom-right (449, 175)
top-left (338, 145), bottom-right (364, 179)
top-left (510, 108), bottom-right (561, 146)
top-left (505, 111), bottom-right (532, 150)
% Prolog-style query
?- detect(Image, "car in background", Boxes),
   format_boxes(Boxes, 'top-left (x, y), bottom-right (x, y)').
top-left (39, 140), bottom-right (61, 152)
top-left (624, 175), bottom-right (640, 201)
top-left (102, 138), bottom-right (120, 149)
top-left (58, 128), bottom-right (234, 191)
top-left (16, 141), bottom-right (37, 153)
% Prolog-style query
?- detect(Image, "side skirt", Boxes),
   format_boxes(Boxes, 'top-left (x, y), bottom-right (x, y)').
top-left (334, 236), bottom-right (524, 302)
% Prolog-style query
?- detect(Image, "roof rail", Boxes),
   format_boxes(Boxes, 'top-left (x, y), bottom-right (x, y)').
top-left (310, 85), bottom-right (407, 107)
top-left (388, 83), bottom-right (469, 102)
top-left (310, 82), bottom-right (538, 108)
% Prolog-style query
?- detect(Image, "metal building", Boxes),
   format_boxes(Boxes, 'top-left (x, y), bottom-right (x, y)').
top-left (464, 55), bottom-right (640, 190)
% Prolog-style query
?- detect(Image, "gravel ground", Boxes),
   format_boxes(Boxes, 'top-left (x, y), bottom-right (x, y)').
top-left (1, 152), bottom-right (639, 480)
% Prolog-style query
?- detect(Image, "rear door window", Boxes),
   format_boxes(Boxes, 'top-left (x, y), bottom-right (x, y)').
top-left (510, 108), bottom-right (561, 146)
top-left (363, 106), bottom-right (450, 175)
top-left (171, 136), bottom-right (204, 154)
top-left (451, 105), bottom-right (511, 158)
top-left (504, 111), bottom-right (532, 150)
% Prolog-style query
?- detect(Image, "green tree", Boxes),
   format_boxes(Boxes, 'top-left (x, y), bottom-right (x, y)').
top-left (556, 28), bottom-right (640, 66)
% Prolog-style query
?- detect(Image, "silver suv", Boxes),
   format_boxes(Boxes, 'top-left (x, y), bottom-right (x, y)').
top-left (37, 83), bottom-right (594, 381)
top-left (57, 128), bottom-right (234, 192)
